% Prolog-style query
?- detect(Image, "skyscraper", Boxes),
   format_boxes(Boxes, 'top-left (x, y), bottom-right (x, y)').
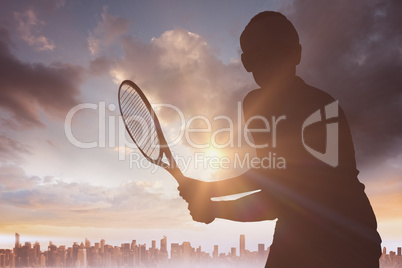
top-left (85, 238), bottom-right (91, 248)
top-left (0, 253), bottom-right (5, 267)
top-left (240, 234), bottom-right (245, 258)
top-left (77, 248), bottom-right (87, 268)
top-left (171, 243), bottom-right (181, 260)
top-left (258, 243), bottom-right (265, 258)
top-left (182, 242), bottom-right (191, 261)
top-left (34, 241), bottom-right (40, 260)
top-left (159, 236), bottom-right (168, 261)
top-left (213, 245), bottom-right (219, 259)
top-left (139, 244), bottom-right (147, 264)
top-left (131, 240), bottom-right (136, 250)
top-left (160, 236), bottom-right (167, 254)
top-left (100, 239), bottom-right (105, 254)
top-left (231, 247), bottom-right (236, 257)
top-left (15, 233), bottom-right (20, 249)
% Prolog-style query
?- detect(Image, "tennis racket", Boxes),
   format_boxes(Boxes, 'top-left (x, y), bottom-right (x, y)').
top-left (118, 80), bottom-right (184, 184)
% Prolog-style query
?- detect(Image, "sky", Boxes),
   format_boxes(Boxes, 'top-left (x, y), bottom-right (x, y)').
top-left (0, 0), bottom-right (401, 255)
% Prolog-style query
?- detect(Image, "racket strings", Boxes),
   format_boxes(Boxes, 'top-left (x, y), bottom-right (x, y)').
top-left (125, 102), bottom-right (159, 157)
top-left (120, 85), bottom-right (160, 160)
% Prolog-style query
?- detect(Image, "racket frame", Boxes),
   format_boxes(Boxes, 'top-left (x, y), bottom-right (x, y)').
top-left (118, 80), bottom-right (184, 183)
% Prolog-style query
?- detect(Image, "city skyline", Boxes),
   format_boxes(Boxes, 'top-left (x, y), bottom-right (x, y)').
top-left (1, 233), bottom-right (401, 268)
top-left (9, 233), bottom-right (266, 257)
top-left (1, 233), bottom-right (269, 267)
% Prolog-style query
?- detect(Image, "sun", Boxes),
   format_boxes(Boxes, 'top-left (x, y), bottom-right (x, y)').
top-left (177, 146), bottom-right (228, 180)
top-left (196, 148), bottom-right (225, 179)
top-left (206, 148), bottom-right (221, 158)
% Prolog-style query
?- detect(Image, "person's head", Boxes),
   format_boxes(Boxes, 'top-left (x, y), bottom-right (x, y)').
top-left (240, 11), bottom-right (301, 88)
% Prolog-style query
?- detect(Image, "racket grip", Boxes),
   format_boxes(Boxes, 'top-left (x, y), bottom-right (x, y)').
top-left (167, 166), bottom-right (185, 185)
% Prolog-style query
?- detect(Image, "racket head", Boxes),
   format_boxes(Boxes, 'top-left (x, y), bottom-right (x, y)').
top-left (118, 80), bottom-right (165, 164)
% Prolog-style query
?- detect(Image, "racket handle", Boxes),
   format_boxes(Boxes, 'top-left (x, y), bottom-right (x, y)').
top-left (166, 166), bottom-right (186, 184)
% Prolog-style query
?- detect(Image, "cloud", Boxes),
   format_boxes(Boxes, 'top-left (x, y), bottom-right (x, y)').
top-left (114, 28), bottom-right (252, 108)
top-left (88, 6), bottom-right (130, 55)
top-left (90, 26), bottom-right (275, 182)
top-left (88, 56), bottom-right (114, 76)
top-left (42, 0), bottom-right (66, 11)
top-left (0, 165), bottom-right (189, 228)
top-left (89, 2), bottom-right (401, 170)
top-left (364, 156), bottom-right (402, 220)
top-left (0, 136), bottom-right (31, 164)
top-left (14, 8), bottom-right (55, 51)
top-left (107, 28), bottom-right (259, 178)
top-left (0, 27), bottom-right (84, 128)
top-left (282, 0), bottom-right (402, 166)
top-left (0, 166), bottom-right (39, 192)
top-left (111, 28), bottom-right (255, 145)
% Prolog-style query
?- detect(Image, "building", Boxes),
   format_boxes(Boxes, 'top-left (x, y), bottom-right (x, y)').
top-left (77, 248), bottom-right (87, 268)
top-left (240, 234), bottom-right (245, 258)
top-left (213, 245), bottom-right (219, 259)
top-left (182, 242), bottom-right (192, 261)
top-left (230, 247), bottom-right (236, 257)
top-left (15, 234), bottom-right (20, 250)
top-left (258, 243), bottom-right (265, 257)
top-left (160, 237), bottom-right (167, 253)
top-left (100, 239), bottom-right (105, 254)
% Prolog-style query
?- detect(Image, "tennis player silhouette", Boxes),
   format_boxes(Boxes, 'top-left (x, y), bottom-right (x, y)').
top-left (178, 11), bottom-right (382, 268)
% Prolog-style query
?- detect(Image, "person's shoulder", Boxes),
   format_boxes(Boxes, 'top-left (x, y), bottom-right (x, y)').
top-left (244, 88), bottom-right (261, 100)
top-left (294, 76), bottom-right (336, 111)
top-left (243, 88), bottom-right (261, 107)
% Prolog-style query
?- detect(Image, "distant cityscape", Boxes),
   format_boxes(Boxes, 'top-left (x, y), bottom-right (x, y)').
top-left (381, 247), bottom-right (402, 268)
top-left (0, 233), bottom-right (401, 268)
top-left (0, 233), bottom-right (268, 267)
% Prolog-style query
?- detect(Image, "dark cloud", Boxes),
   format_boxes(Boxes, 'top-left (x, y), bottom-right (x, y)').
top-left (41, 0), bottom-right (66, 11)
top-left (283, 0), bottom-right (402, 166)
top-left (0, 27), bottom-right (84, 128)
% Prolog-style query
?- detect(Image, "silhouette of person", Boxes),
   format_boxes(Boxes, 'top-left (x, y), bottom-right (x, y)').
top-left (178, 11), bottom-right (381, 268)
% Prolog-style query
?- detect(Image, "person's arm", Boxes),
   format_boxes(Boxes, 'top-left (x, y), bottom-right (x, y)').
top-left (187, 190), bottom-right (278, 223)
top-left (178, 169), bottom-right (265, 203)
top-left (214, 190), bottom-right (278, 221)
top-left (210, 169), bottom-right (265, 196)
